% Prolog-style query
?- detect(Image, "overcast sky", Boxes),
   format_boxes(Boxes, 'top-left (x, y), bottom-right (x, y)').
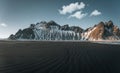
top-left (0, 0), bottom-right (120, 38)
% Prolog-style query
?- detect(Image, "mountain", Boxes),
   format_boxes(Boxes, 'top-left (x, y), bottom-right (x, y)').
top-left (9, 21), bottom-right (83, 40)
top-left (9, 20), bottom-right (120, 41)
top-left (81, 20), bottom-right (120, 40)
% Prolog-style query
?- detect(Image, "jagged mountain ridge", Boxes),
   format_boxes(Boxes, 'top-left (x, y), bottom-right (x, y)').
top-left (9, 20), bottom-right (120, 40)
top-left (82, 20), bottom-right (120, 40)
top-left (9, 21), bottom-right (83, 40)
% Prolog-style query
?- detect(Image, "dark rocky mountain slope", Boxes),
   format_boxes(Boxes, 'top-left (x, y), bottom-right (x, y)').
top-left (9, 20), bottom-right (120, 41)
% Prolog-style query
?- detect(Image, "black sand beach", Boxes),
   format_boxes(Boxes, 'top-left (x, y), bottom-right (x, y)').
top-left (0, 41), bottom-right (120, 73)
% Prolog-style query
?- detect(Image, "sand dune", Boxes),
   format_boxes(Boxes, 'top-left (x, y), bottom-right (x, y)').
top-left (0, 41), bottom-right (120, 73)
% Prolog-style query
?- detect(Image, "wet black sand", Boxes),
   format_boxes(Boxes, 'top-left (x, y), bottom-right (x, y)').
top-left (0, 41), bottom-right (120, 73)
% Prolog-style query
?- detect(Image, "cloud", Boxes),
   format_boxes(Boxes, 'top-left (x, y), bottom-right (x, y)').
top-left (69, 11), bottom-right (87, 19)
top-left (0, 23), bottom-right (7, 27)
top-left (59, 2), bottom-right (85, 15)
top-left (59, 2), bottom-right (102, 20)
top-left (90, 10), bottom-right (101, 16)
